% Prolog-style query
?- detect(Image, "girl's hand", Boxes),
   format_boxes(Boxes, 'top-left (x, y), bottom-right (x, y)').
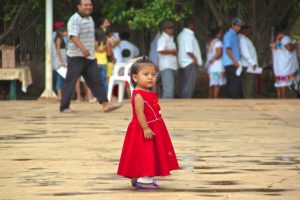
top-left (143, 127), bottom-right (155, 140)
top-left (221, 71), bottom-right (225, 77)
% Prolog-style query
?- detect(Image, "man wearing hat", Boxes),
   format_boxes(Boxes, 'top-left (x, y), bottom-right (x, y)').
top-left (157, 21), bottom-right (178, 98)
top-left (222, 17), bottom-right (245, 98)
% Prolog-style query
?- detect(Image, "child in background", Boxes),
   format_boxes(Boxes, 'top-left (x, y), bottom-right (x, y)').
top-left (117, 57), bottom-right (179, 189)
top-left (95, 31), bottom-right (108, 93)
top-left (106, 28), bottom-right (118, 82)
top-left (54, 26), bottom-right (68, 99)
top-left (205, 27), bottom-right (226, 98)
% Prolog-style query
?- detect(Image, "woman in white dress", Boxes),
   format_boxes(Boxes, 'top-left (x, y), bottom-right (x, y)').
top-left (205, 27), bottom-right (226, 98)
top-left (271, 24), bottom-right (300, 98)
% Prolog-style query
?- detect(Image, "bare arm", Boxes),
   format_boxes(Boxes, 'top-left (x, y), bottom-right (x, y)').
top-left (285, 43), bottom-right (295, 52)
top-left (134, 94), bottom-right (155, 140)
top-left (70, 35), bottom-right (90, 57)
top-left (209, 47), bottom-right (222, 64)
top-left (226, 48), bottom-right (239, 67)
top-left (55, 38), bottom-right (65, 66)
top-left (187, 52), bottom-right (197, 65)
top-left (158, 49), bottom-right (177, 55)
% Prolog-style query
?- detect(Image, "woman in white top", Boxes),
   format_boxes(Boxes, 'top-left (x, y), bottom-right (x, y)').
top-left (271, 24), bottom-right (300, 98)
top-left (205, 27), bottom-right (226, 98)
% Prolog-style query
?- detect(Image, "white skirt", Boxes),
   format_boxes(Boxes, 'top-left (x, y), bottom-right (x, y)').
top-left (274, 69), bottom-right (300, 87)
top-left (209, 71), bottom-right (226, 87)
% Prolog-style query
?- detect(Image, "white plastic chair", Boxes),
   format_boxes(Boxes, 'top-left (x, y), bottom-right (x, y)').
top-left (107, 58), bottom-right (140, 102)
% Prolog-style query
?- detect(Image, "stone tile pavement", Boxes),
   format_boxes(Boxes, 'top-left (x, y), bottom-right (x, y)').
top-left (0, 99), bottom-right (300, 200)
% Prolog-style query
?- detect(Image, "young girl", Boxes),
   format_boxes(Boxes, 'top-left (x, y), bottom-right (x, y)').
top-left (117, 57), bottom-right (179, 189)
top-left (54, 26), bottom-right (68, 100)
top-left (205, 27), bottom-right (226, 98)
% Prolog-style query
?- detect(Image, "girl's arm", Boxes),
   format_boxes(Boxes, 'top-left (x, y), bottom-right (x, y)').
top-left (210, 47), bottom-right (222, 64)
top-left (134, 93), bottom-right (155, 140)
top-left (55, 38), bottom-right (65, 66)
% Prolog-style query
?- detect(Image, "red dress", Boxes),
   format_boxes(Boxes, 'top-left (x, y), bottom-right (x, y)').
top-left (117, 89), bottom-right (179, 178)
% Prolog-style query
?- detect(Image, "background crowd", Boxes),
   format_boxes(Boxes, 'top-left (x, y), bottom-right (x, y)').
top-left (51, 4), bottom-right (300, 102)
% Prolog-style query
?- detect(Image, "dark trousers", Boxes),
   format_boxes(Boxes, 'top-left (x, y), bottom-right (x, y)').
top-left (60, 56), bottom-right (108, 111)
top-left (241, 67), bottom-right (255, 98)
top-left (180, 63), bottom-right (197, 98)
top-left (225, 65), bottom-right (243, 99)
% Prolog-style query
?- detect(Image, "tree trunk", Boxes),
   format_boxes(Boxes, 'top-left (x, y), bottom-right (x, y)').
top-left (0, 1), bottom-right (25, 43)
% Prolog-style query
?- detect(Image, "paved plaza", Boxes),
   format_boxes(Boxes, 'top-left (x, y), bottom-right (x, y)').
top-left (0, 99), bottom-right (300, 200)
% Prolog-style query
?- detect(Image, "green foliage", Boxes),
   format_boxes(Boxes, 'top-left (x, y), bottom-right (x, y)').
top-left (104, 0), bottom-right (193, 30)
top-left (2, 4), bottom-right (17, 21)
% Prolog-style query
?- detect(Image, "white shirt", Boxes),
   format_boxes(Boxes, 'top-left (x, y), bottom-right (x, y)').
top-left (149, 32), bottom-right (161, 66)
top-left (119, 40), bottom-right (140, 62)
top-left (113, 45), bottom-right (123, 64)
top-left (239, 34), bottom-right (258, 67)
top-left (177, 28), bottom-right (203, 68)
top-left (157, 32), bottom-right (178, 71)
top-left (67, 13), bottom-right (95, 59)
top-left (206, 39), bottom-right (224, 72)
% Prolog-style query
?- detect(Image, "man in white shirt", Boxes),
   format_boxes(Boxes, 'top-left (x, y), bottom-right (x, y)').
top-left (157, 21), bottom-right (178, 98)
top-left (239, 25), bottom-right (258, 98)
top-left (119, 31), bottom-right (140, 63)
top-left (177, 18), bottom-right (203, 98)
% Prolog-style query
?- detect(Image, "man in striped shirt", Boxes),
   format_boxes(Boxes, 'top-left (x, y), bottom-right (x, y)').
top-left (60, 0), bottom-right (121, 113)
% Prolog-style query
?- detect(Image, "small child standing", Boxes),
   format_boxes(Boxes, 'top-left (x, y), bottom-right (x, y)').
top-left (117, 57), bottom-right (179, 189)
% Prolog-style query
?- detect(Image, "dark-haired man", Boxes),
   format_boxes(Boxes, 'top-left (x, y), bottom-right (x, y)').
top-left (222, 17), bottom-right (244, 98)
top-left (177, 18), bottom-right (203, 98)
top-left (60, 0), bottom-right (121, 112)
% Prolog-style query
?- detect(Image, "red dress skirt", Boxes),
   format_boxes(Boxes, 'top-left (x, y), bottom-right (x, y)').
top-left (117, 89), bottom-right (179, 178)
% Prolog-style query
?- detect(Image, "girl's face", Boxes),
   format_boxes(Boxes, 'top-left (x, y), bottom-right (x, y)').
top-left (216, 31), bottom-right (223, 39)
top-left (132, 64), bottom-right (157, 90)
top-left (62, 31), bottom-right (68, 37)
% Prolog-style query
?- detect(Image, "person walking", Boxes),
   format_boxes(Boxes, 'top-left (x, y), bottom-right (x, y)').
top-left (157, 21), bottom-right (178, 98)
top-left (177, 17), bottom-right (203, 98)
top-left (117, 58), bottom-right (179, 189)
top-left (60, 0), bottom-right (121, 112)
top-left (222, 17), bottom-right (244, 98)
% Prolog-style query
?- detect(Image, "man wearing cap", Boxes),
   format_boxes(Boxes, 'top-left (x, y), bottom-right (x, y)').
top-left (60, 0), bottom-right (121, 113)
top-left (222, 17), bottom-right (244, 98)
top-left (177, 17), bottom-right (203, 98)
top-left (157, 21), bottom-right (178, 98)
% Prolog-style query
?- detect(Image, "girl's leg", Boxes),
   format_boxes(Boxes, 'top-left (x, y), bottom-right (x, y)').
top-left (209, 87), bottom-right (213, 98)
top-left (213, 86), bottom-right (220, 98)
top-left (56, 74), bottom-right (64, 100)
top-left (83, 82), bottom-right (96, 102)
top-left (280, 87), bottom-right (286, 98)
top-left (75, 78), bottom-right (83, 102)
top-left (135, 177), bottom-right (159, 189)
top-left (137, 177), bottom-right (154, 184)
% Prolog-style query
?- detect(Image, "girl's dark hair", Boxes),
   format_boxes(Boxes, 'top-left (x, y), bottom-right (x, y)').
top-left (210, 27), bottom-right (222, 38)
top-left (130, 56), bottom-right (156, 88)
top-left (56, 26), bottom-right (67, 38)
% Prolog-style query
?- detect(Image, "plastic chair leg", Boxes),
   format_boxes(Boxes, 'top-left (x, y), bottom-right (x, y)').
top-left (118, 81), bottom-right (125, 103)
top-left (107, 78), bottom-right (114, 102)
